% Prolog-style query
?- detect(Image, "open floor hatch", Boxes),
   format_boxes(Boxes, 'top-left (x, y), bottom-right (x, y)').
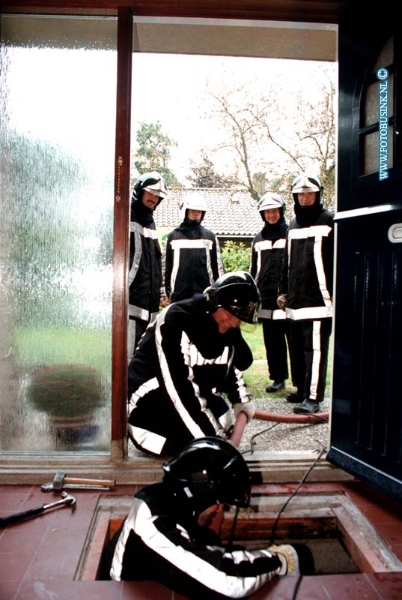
top-left (76, 491), bottom-right (402, 580)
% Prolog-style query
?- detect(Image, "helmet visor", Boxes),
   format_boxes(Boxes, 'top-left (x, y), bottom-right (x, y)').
top-left (292, 175), bottom-right (320, 194)
top-left (143, 181), bottom-right (167, 199)
top-left (225, 300), bottom-right (260, 325)
top-left (217, 284), bottom-right (261, 325)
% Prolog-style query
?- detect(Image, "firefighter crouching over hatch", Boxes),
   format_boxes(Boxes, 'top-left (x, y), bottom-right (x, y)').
top-left (127, 271), bottom-right (260, 457)
top-left (100, 437), bottom-right (315, 596)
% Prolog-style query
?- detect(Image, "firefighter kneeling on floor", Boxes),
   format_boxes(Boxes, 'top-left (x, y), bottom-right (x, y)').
top-left (127, 271), bottom-right (261, 457)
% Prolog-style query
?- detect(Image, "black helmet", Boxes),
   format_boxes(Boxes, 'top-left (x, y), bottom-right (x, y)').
top-left (163, 437), bottom-right (251, 514)
top-left (258, 192), bottom-right (284, 222)
top-left (291, 173), bottom-right (323, 203)
top-left (204, 271), bottom-right (261, 324)
top-left (133, 171), bottom-right (167, 206)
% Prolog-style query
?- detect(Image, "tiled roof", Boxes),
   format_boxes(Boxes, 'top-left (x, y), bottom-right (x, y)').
top-left (154, 188), bottom-right (262, 239)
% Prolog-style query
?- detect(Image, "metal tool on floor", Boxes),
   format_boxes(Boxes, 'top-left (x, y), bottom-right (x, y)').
top-left (41, 470), bottom-right (116, 493)
top-left (0, 491), bottom-right (76, 528)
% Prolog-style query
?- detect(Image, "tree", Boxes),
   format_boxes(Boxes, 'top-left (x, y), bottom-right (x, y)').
top-left (187, 150), bottom-right (235, 188)
top-left (255, 70), bottom-right (336, 208)
top-left (206, 88), bottom-right (264, 201)
top-left (132, 121), bottom-right (180, 188)
top-left (204, 65), bottom-right (336, 209)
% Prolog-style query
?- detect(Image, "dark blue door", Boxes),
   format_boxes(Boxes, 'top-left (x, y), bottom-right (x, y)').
top-left (327, 4), bottom-right (402, 500)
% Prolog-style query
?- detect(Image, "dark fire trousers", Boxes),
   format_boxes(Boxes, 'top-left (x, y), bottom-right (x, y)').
top-left (288, 318), bottom-right (332, 403)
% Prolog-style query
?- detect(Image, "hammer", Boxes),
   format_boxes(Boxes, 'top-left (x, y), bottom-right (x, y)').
top-left (41, 470), bottom-right (115, 493)
top-left (0, 491), bottom-right (76, 527)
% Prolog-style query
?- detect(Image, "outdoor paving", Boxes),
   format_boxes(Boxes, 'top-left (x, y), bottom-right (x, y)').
top-left (127, 387), bottom-right (330, 459)
top-left (239, 389), bottom-right (330, 455)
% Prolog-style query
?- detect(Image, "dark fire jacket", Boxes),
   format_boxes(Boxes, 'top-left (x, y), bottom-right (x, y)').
top-left (165, 219), bottom-right (224, 303)
top-left (250, 220), bottom-right (288, 320)
top-left (280, 208), bottom-right (334, 321)
top-left (128, 197), bottom-right (162, 324)
top-left (127, 294), bottom-right (253, 456)
top-left (104, 482), bottom-right (283, 598)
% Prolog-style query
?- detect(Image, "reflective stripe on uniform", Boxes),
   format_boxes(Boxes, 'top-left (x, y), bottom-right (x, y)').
top-left (169, 238), bottom-right (215, 297)
top-left (155, 308), bottom-right (226, 439)
top-left (129, 304), bottom-right (150, 320)
top-left (258, 308), bottom-right (286, 320)
top-left (287, 224), bottom-right (333, 317)
top-left (128, 222), bottom-right (159, 285)
top-left (128, 377), bottom-right (159, 413)
top-left (309, 320), bottom-right (322, 401)
top-left (286, 305), bottom-right (333, 320)
top-left (111, 496), bottom-right (281, 594)
top-left (127, 424), bottom-right (166, 455)
top-left (253, 238), bottom-right (286, 283)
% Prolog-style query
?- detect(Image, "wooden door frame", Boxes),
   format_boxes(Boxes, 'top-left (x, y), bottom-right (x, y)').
top-left (0, 1), bottom-right (352, 484)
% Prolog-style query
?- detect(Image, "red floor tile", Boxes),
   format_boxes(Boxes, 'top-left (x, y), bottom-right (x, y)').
top-left (0, 517), bottom-right (49, 553)
top-left (320, 573), bottom-right (382, 599)
top-left (122, 580), bottom-right (173, 599)
top-left (0, 579), bottom-right (22, 600)
top-left (16, 580), bottom-right (124, 600)
top-left (0, 548), bottom-right (35, 583)
top-left (374, 523), bottom-right (402, 548)
top-left (265, 575), bottom-right (328, 599)
top-left (366, 572), bottom-right (402, 600)
top-left (23, 527), bottom-right (86, 581)
top-left (1, 481), bottom-right (402, 600)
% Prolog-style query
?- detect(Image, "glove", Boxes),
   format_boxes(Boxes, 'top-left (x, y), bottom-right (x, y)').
top-left (268, 544), bottom-right (300, 576)
top-left (233, 401), bottom-right (255, 423)
top-left (277, 294), bottom-right (287, 311)
top-left (159, 294), bottom-right (169, 308)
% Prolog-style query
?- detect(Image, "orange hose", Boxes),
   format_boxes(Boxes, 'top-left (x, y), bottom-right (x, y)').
top-left (254, 408), bottom-right (329, 424)
top-left (229, 411), bottom-right (248, 448)
top-left (208, 412), bottom-right (248, 536)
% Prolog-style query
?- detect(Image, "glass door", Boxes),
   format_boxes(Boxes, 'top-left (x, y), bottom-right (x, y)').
top-left (0, 15), bottom-right (117, 454)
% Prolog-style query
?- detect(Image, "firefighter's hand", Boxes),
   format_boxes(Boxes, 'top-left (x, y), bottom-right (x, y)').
top-left (268, 545), bottom-right (300, 576)
top-left (277, 294), bottom-right (287, 311)
top-left (233, 401), bottom-right (255, 423)
top-left (160, 295), bottom-right (169, 309)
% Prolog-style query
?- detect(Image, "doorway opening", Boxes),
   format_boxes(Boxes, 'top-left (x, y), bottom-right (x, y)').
top-left (128, 19), bottom-right (337, 463)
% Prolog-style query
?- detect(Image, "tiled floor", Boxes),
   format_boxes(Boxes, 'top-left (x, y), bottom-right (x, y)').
top-left (1, 480), bottom-right (402, 599)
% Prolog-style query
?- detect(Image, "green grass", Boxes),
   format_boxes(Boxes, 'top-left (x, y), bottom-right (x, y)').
top-left (15, 323), bottom-right (331, 400)
top-left (242, 323), bottom-right (332, 399)
top-left (242, 324), bottom-right (272, 397)
top-left (241, 323), bottom-right (266, 360)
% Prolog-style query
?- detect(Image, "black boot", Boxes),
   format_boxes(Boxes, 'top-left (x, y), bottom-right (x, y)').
top-left (286, 391), bottom-right (303, 403)
top-left (293, 399), bottom-right (319, 414)
top-left (266, 380), bottom-right (285, 393)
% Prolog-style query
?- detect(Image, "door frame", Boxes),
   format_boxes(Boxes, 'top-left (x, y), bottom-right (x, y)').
top-left (0, 1), bottom-right (350, 485)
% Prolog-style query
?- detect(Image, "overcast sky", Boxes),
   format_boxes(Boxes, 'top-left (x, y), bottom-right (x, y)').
top-left (7, 47), bottom-right (335, 182)
top-left (131, 53), bottom-right (336, 180)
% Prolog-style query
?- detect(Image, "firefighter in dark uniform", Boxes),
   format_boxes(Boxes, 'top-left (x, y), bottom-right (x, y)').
top-left (165, 194), bottom-right (224, 303)
top-left (127, 272), bottom-right (260, 457)
top-left (250, 192), bottom-right (292, 394)
top-left (128, 172), bottom-right (167, 362)
top-left (278, 173), bottom-right (334, 415)
top-left (100, 437), bottom-right (314, 596)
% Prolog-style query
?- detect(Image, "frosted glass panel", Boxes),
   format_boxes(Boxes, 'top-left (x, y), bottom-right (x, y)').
top-left (0, 16), bottom-right (117, 453)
